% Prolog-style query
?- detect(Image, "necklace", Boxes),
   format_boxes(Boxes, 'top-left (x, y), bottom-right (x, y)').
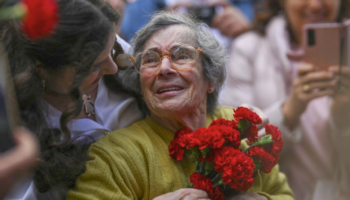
top-left (82, 93), bottom-right (95, 117)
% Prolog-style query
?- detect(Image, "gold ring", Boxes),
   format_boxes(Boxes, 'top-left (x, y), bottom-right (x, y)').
top-left (302, 84), bottom-right (310, 92)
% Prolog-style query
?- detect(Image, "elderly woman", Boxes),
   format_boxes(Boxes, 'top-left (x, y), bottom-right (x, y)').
top-left (67, 12), bottom-right (293, 200)
top-left (219, 0), bottom-right (350, 199)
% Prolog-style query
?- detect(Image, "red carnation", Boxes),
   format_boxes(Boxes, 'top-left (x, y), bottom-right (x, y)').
top-left (187, 127), bottom-right (225, 150)
top-left (211, 187), bottom-right (225, 200)
top-left (248, 146), bottom-right (275, 173)
top-left (244, 124), bottom-right (259, 142)
top-left (190, 173), bottom-right (214, 194)
top-left (169, 139), bottom-right (185, 161)
top-left (210, 118), bottom-right (238, 129)
top-left (183, 128), bottom-right (207, 149)
top-left (190, 173), bottom-right (225, 200)
top-left (210, 125), bottom-right (241, 148)
top-left (213, 147), bottom-right (255, 191)
top-left (174, 128), bottom-right (192, 140)
top-left (234, 107), bottom-right (262, 124)
top-left (169, 128), bottom-right (192, 161)
top-left (22, 0), bottom-right (59, 39)
top-left (264, 124), bottom-right (283, 164)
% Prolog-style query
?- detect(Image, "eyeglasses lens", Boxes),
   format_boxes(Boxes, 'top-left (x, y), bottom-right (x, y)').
top-left (136, 46), bottom-right (198, 74)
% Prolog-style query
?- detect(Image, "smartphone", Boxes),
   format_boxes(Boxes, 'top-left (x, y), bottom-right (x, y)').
top-left (0, 45), bottom-right (21, 152)
top-left (303, 20), bottom-right (350, 70)
top-left (187, 6), bottom-right (217, 25)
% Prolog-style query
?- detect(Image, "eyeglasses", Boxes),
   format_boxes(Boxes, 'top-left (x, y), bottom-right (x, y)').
top-left (130, 45), bottom-right (203, 76)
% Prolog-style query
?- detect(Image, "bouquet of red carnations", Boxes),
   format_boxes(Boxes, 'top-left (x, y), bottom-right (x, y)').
top-left (168, 107), bottom-right (283, 200)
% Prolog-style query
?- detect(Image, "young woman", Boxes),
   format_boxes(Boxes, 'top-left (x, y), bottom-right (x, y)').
top-left (0, 0), bottom-right (143, 199)
top-left (220, 0), bottom-right (350, 199)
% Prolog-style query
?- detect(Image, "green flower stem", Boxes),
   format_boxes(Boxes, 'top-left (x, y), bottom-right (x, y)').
top-left (208, 169), bottom-right (216, 179)
top-left (213, 179), bottom-right (224, 188)
top-left (199, 161), bottom-right (205, 174)
top-left (211, 173), bottom-right (222, 185)
top-left (253, 135), bottom-right (273, 147)
top-left (204, 162), bottom-right (214, 176)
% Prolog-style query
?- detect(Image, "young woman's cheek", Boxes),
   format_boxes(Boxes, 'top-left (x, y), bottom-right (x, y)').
top-left (80, 71), bottom-right (100, 88)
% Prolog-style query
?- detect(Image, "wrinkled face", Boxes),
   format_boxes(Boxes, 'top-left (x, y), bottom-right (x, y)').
top-left (283, 0), bottom-right (341, 44)
top-left (139, 25), bottom-right (211, 117)
top-left (45, 26), bottom-right (118, 94)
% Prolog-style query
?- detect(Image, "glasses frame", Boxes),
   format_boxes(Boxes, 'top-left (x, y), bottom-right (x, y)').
top-left (130, 45), bottom-right (203, 76)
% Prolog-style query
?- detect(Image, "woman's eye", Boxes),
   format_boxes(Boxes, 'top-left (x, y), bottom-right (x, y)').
top-left (178, 54), bottom-right (190, 59)
top-left (144, 58), bottom-right (156, 63)
top-left (174, 53), bottom-right (190, 61)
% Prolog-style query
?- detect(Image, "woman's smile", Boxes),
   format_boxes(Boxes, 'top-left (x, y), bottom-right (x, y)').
top-left (155, 86), bottom-right (185, 98)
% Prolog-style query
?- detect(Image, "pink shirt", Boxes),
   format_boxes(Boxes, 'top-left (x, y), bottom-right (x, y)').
top-left (219, 15), bottom-right (350, 200)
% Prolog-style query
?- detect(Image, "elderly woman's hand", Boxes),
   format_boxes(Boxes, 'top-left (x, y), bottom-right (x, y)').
top-left (227, 192), bottom-right (268, 200)
top-left (152, 188), bottom-right (210, 200)
top-left (282, 63), bottom-right (337, 130)
top-left (329, 66), bottom-right (350, 131)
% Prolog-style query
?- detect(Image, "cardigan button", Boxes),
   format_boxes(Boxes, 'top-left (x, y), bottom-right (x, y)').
top-left (104, 131), bottom-right (110, 135)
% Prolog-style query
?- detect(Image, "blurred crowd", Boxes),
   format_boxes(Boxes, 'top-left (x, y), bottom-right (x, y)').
top-left (1, 0), bottom-right (350, 200)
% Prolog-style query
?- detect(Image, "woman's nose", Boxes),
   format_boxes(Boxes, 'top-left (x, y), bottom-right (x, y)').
top-left (157, 56), bottom-right (177, 77)
top-left (308, 0), bottom-right (324, 12)
top-left (101, 56), bottom-right (118, 75)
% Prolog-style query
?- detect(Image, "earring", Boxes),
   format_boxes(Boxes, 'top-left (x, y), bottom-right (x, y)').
top-left (207, 88), bottom-right (213, 93)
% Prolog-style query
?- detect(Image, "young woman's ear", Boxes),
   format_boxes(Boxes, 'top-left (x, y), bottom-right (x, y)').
top-left (36, 61), bottom-right (48, 79)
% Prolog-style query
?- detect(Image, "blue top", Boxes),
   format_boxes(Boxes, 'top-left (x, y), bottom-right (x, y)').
top-left (121, 0), bottom-right (256, 42)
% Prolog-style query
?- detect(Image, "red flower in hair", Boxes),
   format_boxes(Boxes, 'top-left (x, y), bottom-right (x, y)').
top-left (22, 0), bottom-right (59, 39)
top-left (234, 107), bottom-right (262, 124)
